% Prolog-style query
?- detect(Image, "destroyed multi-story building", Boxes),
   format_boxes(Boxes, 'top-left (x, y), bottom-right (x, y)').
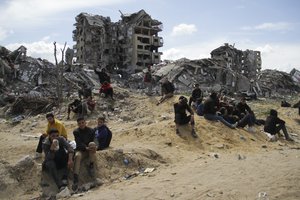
top-left (210, 43), bottom-right (261, 92)
top-left (73, 9), bottom-right (163, 72)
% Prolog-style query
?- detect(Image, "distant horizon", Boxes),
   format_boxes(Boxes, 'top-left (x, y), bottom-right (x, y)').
top-left (1, 0), bottom-right (299, 72)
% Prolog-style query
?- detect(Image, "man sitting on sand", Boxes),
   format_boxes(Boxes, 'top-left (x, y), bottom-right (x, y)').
top-left (35, 113), bottom-right (68, 159)
top-left (94, 116), bottom-right (112, 150)
top-left (264, 109), bottom-right (293, 141)
top-left (42, 128), bottom-right (74, 191)
top-left (72, 117), bottom-right (97, 191)
top-left (174, 96), bottom-right (198, 138)
top-left (203, 92), bottom-right (237, 129)
top-left (157, 78), bottom-right (175, 105)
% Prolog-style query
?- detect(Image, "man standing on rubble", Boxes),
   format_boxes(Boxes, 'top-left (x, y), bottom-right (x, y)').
top-left (94, 67), bottom-right (111, 84)
top-left (35, 113), bottom-right (68, 159)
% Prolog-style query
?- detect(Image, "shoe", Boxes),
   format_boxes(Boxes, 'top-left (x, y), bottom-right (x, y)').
top-left (176, 129), bottom-right (180, 135)
top-left (232, 122), bottom-right (238, 129)
top-left (34, 152), bottom-right (42, 159)
top-left (247, 126), bottom-right (256, 133)
top-left (286, 137), bottom-right (294, 142)
top-left (191, 129), bottom-right (198, 138)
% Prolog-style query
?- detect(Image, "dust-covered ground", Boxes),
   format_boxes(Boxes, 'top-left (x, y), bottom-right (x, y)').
top-left (0, 88), bottom-right (299, 200)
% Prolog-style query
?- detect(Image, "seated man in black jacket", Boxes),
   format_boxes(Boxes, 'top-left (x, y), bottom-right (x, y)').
top-left (72, 117), bottom-right (96, 191)
top-left (174, 96), bottom-right (198, 138)
top-left (264, 109), bottom-right (293, 141)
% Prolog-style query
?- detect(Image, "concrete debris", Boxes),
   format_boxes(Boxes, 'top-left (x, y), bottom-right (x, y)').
top-left (257, 69), bottom-right (300, 97)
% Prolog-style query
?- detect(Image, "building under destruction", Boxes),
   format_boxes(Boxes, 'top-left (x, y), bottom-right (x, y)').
top-left (73, 9), bottom-right (163, 72)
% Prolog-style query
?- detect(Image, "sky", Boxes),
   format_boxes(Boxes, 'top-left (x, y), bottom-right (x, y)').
top-left (0, 0), bottom-right (299, 72)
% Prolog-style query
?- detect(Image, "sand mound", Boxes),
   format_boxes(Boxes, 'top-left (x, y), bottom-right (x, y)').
top-left (0, 90), bottom-right (299, 199)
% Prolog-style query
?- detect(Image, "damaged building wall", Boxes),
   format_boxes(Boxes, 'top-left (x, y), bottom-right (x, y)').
top-left (73, 9), bottom-right (163, 72)
top-left (211, 43), bottom-right (261, 82)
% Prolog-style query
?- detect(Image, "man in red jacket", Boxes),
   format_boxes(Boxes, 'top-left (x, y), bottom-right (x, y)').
top-left (99, 81), bottom-right (114, 100)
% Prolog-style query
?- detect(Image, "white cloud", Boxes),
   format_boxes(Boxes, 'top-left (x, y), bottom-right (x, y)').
top-left (5, 39), bottom-right (69, 63)
top-left (162, 38), bottom-right (228, 60)
top-left (255, 43), bottom-right (300, 72)
top-left (171, 24), bottom-right (197, 36)
top-left (241, 22), bottom-right (293, 31)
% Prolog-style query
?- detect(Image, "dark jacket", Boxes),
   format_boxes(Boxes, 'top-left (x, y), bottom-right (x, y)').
top-left (264, 115), bottom-right (285, 135)
top-left (161, 81), bottom-right (175, 94)
top-left (43, 136), bottom-right (74, 162)
top-left (236, 102), bottom-right (252, 115)
top-left (73, 126), bottom-right (95, 151)
top-left (94, 125), bottom-right (112, 150)
top-left (174, 102), bottom-right (193, 118)
top-left (191, 88), bottom-right (202, 100)
top-left (203, 97), bottom-right (218, 115)
top-left (94, 69), bottom-right (111, 84)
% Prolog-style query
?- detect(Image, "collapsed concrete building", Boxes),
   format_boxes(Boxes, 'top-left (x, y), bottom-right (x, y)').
top-left (73, 9), bottom-right (163, 72)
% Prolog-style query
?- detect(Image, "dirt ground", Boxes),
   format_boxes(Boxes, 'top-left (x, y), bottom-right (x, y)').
top-left (0, 90), bottom-right (299, 200)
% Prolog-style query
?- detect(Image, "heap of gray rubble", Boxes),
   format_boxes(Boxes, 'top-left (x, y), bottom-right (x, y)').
top-left (1, 45), bottom-right (299, 118)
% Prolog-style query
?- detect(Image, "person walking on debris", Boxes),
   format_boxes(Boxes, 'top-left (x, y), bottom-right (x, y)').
top-left (203, 92), bottom-right (237, 129)
top-left (67, 99), bottom-right (86, 120)
top-left (72, 117), bottom-right (97, 191)
top-left (42, 128), bottom-right (74, 191)
top-left (174, 96), bottom-right (198, 138)
top-left (99, 81), bottom-right (114, 100)
top-left (189, 83), bottom-right (202, 107)
top-left (94, 116), bottom-right (112, 150)
top-left (264, 109), bottom-right (294, 141)
top-left (157, 78), bottom-right (175, 105)
top-left (94, 67), bottom-right (111, 84)
top-left (35, 113), bottom-right (68, 159)
top-left (144, 66), bottom-right (153, 95)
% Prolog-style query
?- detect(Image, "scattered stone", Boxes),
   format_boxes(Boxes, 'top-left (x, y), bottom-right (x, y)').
top-left (261, 145), bottom-right (267, 148)
top-left (238, 154), bottom-right (246, 160)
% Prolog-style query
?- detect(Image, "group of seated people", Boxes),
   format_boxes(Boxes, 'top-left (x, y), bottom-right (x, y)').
top-left (36, 113), bottom-right (112, 192)
top-left (172, 83), bottom-right (294, 142)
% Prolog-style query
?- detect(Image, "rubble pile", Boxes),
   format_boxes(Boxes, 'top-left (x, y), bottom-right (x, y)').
top-left (1, 43), bottom-right (299, 118)
top-left (257, 69), bottom-right (300, 96)
top-left (0, 46), bottom-right (99, 117)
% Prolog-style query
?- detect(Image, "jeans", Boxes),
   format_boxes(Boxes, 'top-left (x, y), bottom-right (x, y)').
top-left (204, 114), bottom-right (234, 128)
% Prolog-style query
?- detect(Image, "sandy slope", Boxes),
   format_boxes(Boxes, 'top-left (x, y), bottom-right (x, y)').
top-left (0, 91), bottom-right (299, 200)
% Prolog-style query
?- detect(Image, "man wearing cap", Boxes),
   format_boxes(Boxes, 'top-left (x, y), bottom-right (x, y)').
top-left (174, 96), bottom-right (198, 138)
top-left (35, 113), bottom-right (68, 159)
top-left (42, 128), bottom-right (74, 190)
